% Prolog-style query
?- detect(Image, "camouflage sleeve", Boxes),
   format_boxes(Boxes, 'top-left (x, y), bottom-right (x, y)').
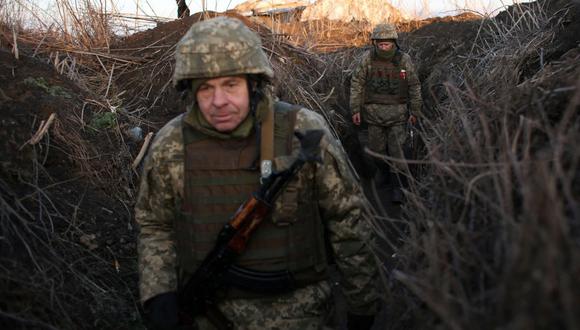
top-left (349, 51), bottom-right (371, 115)
top-left (134, 117), bottom-right (184, 303)
top-left (317, 136), bottom-right (380, 315)
top-left (402, 53), bottom-right (423, 117)
top-left (295, 109), bottom-right (380, 315)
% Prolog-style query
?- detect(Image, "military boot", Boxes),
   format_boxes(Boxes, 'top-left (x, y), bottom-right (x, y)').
top-left (391, 173), bottom-right (408, 204)
top-left (373, 159), bottom-right (391, 190)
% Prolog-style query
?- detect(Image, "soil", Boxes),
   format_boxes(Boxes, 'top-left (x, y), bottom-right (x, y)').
top-left (0, 49), bottom-right (140, 328)
top-left (0, 0), bottom-right (578, 327)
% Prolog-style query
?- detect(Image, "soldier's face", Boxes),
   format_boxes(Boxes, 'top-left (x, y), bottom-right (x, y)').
top-left (196, 75), bottom-right (250, 132)
top-left (376, 40), bottom-right (395, 51)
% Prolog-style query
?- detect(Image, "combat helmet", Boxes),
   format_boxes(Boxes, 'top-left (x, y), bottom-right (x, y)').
top-left (173, 16), bottom-right (274, 90)
top-left (371, 23), bottom-right (398, 40)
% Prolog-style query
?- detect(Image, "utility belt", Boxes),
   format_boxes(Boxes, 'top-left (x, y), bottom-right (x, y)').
top-left (222, 265), bottom-right (328, 299)
top-left (364, 93), bottom-right (408, 105)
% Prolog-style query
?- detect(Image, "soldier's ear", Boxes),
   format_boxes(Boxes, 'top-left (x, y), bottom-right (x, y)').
top-left (248, 76), bottom-right (258, 90)
top-left (175, 79), bottom-right (191, 92)
top-left (176, 80), bottom-right (192, 101)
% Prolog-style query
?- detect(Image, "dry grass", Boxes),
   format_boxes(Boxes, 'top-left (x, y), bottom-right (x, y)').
top-left (0, 156), bottom-right (140, 328)
top-left (259, 17), bottom-right (372, 52)
top-left (1, 2), bottom-right (143, 328)
top-left (383, 2), bottom-right (580, 329)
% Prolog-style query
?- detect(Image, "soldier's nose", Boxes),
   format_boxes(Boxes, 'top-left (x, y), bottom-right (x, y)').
top-left (212, 88), bottom-right (228, 107)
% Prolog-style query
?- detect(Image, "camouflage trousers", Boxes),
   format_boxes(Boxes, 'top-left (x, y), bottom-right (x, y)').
top-left (194, 281), bottom-right (333, 329)
top-left (367, 123), bottom-right (408, 174)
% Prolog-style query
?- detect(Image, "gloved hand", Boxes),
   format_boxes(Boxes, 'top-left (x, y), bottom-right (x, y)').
top-left (347, 313), bottom-right (375, 330)
top-left (352, 112), bottom-right (361, 126)
top-left (144, 292), bottom-right (180, 330)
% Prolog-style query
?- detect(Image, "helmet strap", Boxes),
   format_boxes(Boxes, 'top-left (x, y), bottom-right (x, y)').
top-left (248, 78), bottom-right (262, 117)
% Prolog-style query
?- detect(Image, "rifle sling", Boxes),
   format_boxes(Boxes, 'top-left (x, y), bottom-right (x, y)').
top-left (223, 265), bottom-right (295, 294)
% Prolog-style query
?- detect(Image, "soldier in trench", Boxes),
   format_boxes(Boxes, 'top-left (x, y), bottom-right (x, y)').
top-left (350, 23), bottom-right (423, 203)
top-left (177, 0), bottom-right (189, 18)
top-left (135, 17), bottom-right (380, 330)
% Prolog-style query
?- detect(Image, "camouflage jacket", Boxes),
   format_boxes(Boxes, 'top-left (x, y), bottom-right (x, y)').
top-left (350, 49), bottom-right (423, 126)
top-left (135, 106), bottom-right (379, 315)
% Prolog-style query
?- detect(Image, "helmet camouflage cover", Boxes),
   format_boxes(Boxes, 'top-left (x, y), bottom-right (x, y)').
top-left (172, 16), bottom-right (274, 88)
top-left (371, 23), bottom-right (398, 40)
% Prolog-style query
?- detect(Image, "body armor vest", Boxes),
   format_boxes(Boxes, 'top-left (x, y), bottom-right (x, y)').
top-left (364, 51), bottom-right (409, 105)
top-left (176, 101), bottom-right (328, 296)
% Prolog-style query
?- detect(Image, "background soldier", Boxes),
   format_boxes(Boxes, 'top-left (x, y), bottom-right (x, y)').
top-left (135, 17), bottom-right (379, 329)
top-left (176, 0), bottom-right (189, 18)
top-left (350, 23), bottom-right (423, 203)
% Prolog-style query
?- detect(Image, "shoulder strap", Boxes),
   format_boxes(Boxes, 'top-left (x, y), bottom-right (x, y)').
top-left (260, 101), bottom-right (274, 178)
top-left (273, 101), bottom-right (301, 157)
top-left (393, 50), bottom-right (403, 66)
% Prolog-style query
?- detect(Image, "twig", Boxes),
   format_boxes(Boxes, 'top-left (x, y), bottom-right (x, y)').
top-left (132, 132), bottom-right (154, 170)
top-left (20, 113), bottom-right (57, 148)
top-left (0, 310), bottom-right (60, 330)
top-left (32, 24), bottom-right (54, 58)
top-left (105, 63), bottom-right (115, 98)
top-left (12, 26), bottom-right (19, 60)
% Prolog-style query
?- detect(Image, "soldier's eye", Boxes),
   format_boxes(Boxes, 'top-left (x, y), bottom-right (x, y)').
top-left (227, 80), bottom-right (240, 87)
top-left (196, 85), bottom-right (214, 99)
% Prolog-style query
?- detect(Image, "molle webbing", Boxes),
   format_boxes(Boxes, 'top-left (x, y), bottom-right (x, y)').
top-left (365, 51), bottom-right (409, 105)
top-left (179, 134), bottom-right (259, 268)
top-left (177, 102), bottom-right (327, 294)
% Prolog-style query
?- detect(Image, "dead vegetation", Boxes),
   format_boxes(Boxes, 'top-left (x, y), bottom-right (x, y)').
top-left (0, 0), bottom-right (579, 328)
top-left (382, 1), bottom-right (580, 329)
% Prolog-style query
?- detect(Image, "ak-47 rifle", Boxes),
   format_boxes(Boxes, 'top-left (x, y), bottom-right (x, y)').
top-left (403, 109), bottom-right (421, 179)
top-left (403, 121), bottom-right (417, 159)
top-left (178, 130), bottom-right (325, 329)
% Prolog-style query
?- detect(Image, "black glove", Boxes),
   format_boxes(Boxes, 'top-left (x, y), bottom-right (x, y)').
top-left (144, 292), bottom-right (180, 330)
top-left (347, 313), bottom-right (375, 330)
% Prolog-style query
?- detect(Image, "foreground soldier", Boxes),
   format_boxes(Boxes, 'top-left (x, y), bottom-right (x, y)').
top-left (135, 17), bottom-right (379, 329)
top-left (350, 23), bottom-right (423, 203)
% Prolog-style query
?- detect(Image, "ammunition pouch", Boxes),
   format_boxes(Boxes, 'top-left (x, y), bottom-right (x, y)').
top-left (364, 51), bottom-right (408, 105)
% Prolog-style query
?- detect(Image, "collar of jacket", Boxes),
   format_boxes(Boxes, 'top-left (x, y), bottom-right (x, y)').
top-left (374, 47), bottom-right (397, 61)
top-left (183, 104), bottom-right (254, 139)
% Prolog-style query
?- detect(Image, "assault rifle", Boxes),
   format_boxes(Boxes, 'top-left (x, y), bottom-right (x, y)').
top-left (403, 121), bottom-right (417, 160)
top-left (403, 114), bottom-right (421, 178)
top-left (178, 129), bottom-right (325, 329)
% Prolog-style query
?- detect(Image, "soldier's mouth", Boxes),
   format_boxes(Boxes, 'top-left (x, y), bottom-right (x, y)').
top-left (212, 114), bottom-right (234, 122)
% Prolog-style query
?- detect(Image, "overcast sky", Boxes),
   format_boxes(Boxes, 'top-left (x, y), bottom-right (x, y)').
top-left (26, 0), bottom-right (531, 31)
top-left (123, 0), bottom-right (531, 19)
